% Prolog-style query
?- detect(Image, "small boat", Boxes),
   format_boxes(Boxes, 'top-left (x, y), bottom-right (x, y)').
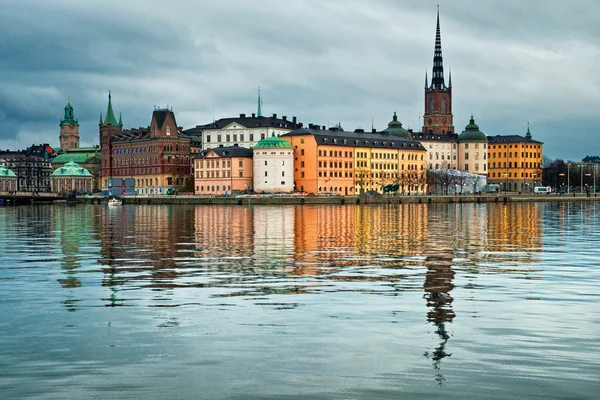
top-left (108, 197), bottom-right (122, 206)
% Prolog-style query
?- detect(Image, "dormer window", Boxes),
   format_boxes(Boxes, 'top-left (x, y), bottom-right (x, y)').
top-left (333, 139), bottom-right (337, 144)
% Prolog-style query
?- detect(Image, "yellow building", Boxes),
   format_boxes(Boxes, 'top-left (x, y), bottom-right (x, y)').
top-left (281, 127), bottom-right (427, 195)
top-left (487, 126), bottom-right (543, 193)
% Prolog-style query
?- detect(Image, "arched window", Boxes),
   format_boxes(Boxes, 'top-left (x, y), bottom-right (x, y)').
top-left (428, 97), bottom-right (434, 114)
top-left (441, 98), bottom-right (447, 114)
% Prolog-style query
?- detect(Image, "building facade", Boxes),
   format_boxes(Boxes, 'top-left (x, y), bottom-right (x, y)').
top-left (487, 126), bottom-right (543, 192)
top-left (191, 113), bottom-right (300, 151)
top-left (252, 136), bottom-right (295, 193)
top-left (281, 127), bottom-right (427, 195)
top-left (99, 94), bottom-right (192, 194)
top-left (0, 152), bottom-right (52, 192)
top-left (193, 145), bottom-right (253, 195)
top-left (457, 117), bottom-right (488, 176)
top-left (59, 99), bottom-right (80, 150)
top-left (51, 161), bottom-right (94, 194)
top-left (0, 165), bottom-right (17, 192)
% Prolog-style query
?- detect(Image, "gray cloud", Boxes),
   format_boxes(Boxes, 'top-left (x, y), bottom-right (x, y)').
top-left (0, 0), bottom-right (597, 160)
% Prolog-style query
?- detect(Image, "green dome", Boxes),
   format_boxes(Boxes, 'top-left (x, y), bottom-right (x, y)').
top-left (253, 135), bottom-right (293, 149)
top-left (0, 165), bottom-right (17, 178)
top-left (51, 161), bottom-right (93, 177)
top-left (382, 112), bottom-right (411, 139)
top-left (458, 116), bottom-right (487, 141)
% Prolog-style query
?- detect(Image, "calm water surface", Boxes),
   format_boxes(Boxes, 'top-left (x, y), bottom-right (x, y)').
top-left (0, 202), bottom-right (599, 399)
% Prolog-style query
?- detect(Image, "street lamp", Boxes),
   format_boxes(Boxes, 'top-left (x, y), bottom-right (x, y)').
top-left (579, 163), bottom-right (584, 194)
top-left (567, 163), bottom-right (571, 194)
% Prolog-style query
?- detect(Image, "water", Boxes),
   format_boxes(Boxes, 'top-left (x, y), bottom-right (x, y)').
top-left (0, 202), bottom-right (599, 399)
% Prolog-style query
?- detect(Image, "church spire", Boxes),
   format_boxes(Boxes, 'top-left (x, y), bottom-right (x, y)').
top-left (257, 87), bottom-right (262, 117)
top-left (99, 112), bottom-right (103, 125)
top-left (104, 91), bottom-right (119, 126)
top-left (425, 70), bottom-right (428, 88)
top-left (430, 5), bottom-right (446, 90)
top-left (525, 122), bottom-right (532, 140)
top-left (119, 111), bottom-right (123, 126)
top-left (448, 68), bottom-right (452, 88)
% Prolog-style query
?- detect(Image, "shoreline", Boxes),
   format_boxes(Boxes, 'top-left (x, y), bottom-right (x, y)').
top-left (76, 193), bottom-right (600, 206)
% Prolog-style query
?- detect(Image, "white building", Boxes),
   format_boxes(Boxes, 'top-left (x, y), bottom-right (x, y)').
top-left (252, 136), bottom-right (295, 194)
top-left (185, 113), bottom-right (300, 151)
top-left (457, 116), bottom-right (488, 176)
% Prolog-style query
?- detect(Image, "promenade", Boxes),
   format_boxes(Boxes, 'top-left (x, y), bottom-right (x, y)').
top-left (78, 192), bottom-right (600, 206)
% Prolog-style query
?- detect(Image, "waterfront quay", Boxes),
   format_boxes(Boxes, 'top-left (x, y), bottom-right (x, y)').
top-left (77, 193), bottom-right (600, 206)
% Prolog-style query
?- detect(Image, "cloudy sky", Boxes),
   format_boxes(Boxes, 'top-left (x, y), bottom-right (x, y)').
top-left (0, 0), bottom-right (598, 160)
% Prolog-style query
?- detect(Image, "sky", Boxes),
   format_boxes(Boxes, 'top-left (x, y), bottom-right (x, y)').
top-left (0, 0), bottom-right (598, 160)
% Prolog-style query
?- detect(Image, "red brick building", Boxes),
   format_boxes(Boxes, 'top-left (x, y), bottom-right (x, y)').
top-left (99, 93), bottom-right (191, 194)
top-left (422, 9), bottom-right (454, 135)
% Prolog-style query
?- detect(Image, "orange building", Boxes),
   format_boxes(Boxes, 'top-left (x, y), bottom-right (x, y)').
top-left (193, 145), bottom-right (253, 195)
top-left (487, 127), bottom-right (543, 193)
top-left (281, 127), bottom-right (427, 195)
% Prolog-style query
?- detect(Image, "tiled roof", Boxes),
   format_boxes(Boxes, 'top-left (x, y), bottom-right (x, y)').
top-left (195, 146), bottom-right (253, 159)
top-left (194, 115), bottom-right (298, 130)
top-left (282, 128), bottom-right (427, 151)
top-left (488, 135), bottom-right (543, 144)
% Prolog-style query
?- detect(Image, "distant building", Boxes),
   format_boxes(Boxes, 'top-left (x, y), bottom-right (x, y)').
top-left (50, 161), bottom-right (94, 194)
top-left (99, 93), bottom-right (191, 194)
top-left (52, 148), bottom-right (101, 191)
top-left (253, 136), bottom-right (294, 193)
top-left (0, 151), bottom-right (52, 192)
top-left (487, 125), bottom-right (543, 192)
top-left (193, 145), bottom-right (253, 195)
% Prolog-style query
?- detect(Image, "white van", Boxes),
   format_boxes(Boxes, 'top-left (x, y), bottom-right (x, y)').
top-left (533, 187), bottom-right (550, 194)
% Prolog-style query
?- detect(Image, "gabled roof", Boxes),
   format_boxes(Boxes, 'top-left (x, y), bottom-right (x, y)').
top-left (488, 135), bottom-right (543, 144)
top-left (194, 115), bottom-right (298, 130)
top-left (153, 109), bottom-right (176, 130)
top-left (282, 128), bottom-right (426, 151)
top-left (195, 146), bottom-right (253, 159)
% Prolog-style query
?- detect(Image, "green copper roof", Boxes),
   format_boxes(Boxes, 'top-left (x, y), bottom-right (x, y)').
top-left (103, 92), bottom-right (120, 126)
top-left (458, 116), bottom-right (487, 141)
top-left (382, 112), bottom-right (411, 139)
top-left (51, 161), bottom-right (93, 177)
top-left (257, 87), bottom-right (262, 117)
top-left (525, 122), bottom-right (532, 140)
top-left (253, 135), bottom-right (293, 149)
top-left (0, 165), bottom-right (17, 178)
top-left (52, 151), bottom-right (100, 164)
top-left (60, 98), bottom-right (79, 127)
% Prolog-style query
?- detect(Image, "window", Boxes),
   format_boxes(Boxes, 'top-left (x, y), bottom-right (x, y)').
top-left (166, 126), bottom-right (171, 136)
top-left (239, 171), bottom-right (243, 177)
top-left (264, 160), bottom-right (267, 166)
top-left (261, 133), bottom-right (265, 140)
top-left (282, 171), bottom-right (285, 177)
top-left (428, 97), bottom-right (434, 114)
top-left (240, 134), bottom-right (244, 141)
top-left (264, 171), bottom-right (267, 177)
top-left (465, 153), bottom-right (469, 160)
top-left (301, 149), bottom-right (304, 156)
top-left (239, 160), bottom-right (243, 167)
top-left (250, 134), bottom-right (254, 141)
top-left (217, 135), bottom-right (222, 142)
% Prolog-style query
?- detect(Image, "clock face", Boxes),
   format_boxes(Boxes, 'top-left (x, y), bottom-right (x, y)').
top-left (442, 118), bottom-right (447, 124)
top-left (428, 118), bottom-right (433, 125)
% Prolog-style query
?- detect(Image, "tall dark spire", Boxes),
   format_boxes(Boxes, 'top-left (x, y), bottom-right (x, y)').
top-left (430, 6), bottom-right (446, 90)
top-left (425, 70), bottom-right (428, 88)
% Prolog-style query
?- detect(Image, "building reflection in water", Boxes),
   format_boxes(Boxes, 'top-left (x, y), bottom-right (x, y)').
top-left (52, 204), bottom-right (100, 311)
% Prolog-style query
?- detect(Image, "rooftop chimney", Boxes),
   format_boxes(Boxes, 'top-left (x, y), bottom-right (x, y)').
top-left (240, 113), bottom-right (246, 118)
top-left (322, 126), bottom-right (326, 130)
top-left (252, 113), bottom-right (256, 117)
top-left (354, 128), bottom-right (365, 133)
top-left (272, 113), bottom-right (277, 119)
top-left (282, 116), bottom-right (287, 121)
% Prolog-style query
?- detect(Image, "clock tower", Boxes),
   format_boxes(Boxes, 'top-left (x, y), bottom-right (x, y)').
top-left (422, 7), bottom-right (454, 135)
top-left (59, 98), bottom-right (80, 150)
